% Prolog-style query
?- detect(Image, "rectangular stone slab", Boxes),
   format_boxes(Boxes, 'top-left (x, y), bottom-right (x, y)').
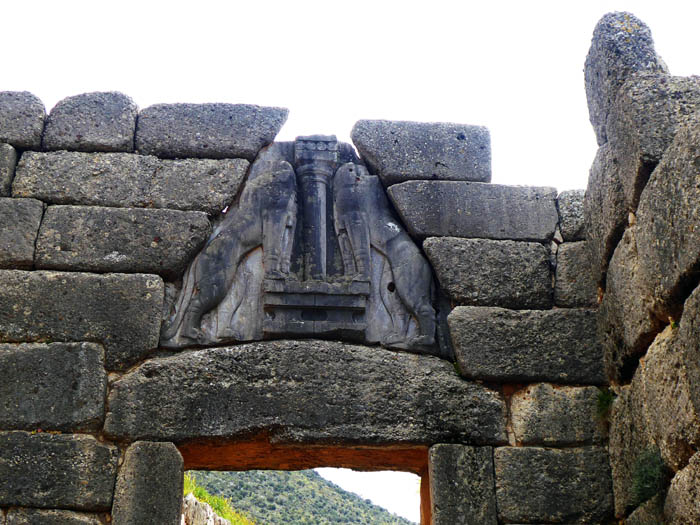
top-left (0, 198), bottom-right (43, 270)
top-left (555, 241), bottom-right (597, 308)
top-left (0, 92), bottom-right (45, 149)
top-left (6, 508), bottom-right (103, 525)
top-left (557, 189), bottom-right (586, 242)
top-left (0, 144), bottom-right (17, 197)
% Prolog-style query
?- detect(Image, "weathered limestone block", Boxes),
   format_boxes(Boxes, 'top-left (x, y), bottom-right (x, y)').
top-left (0, 432), bottom-right (118, 510)
top-left (0, 270), bottom-right (163, 370)
top-left (35, 206), bottom-right (210, 279)
top-left (112, 441), bottom-right (183, 525)
top-left (105, 340), bottom-right (507, 445)
top-left (12, 151), bottom-right (248, 214)
top-left (584, 12), bottom-right (667, 145)
top-left (622, 494), bottom-right (664, 525)
top-left (424, 237), bottom-right (552, 309)
top-left (0, 144), bottom-right (17, 196)
top-left (350, 120), bottom-right (491, 185)
top-left (664, 452), bottom-right (700, 524)
top-left (43, 92), bottom-right (138, 152)
top-left (448, 307), bottom-right (604, 384)
top-left (494, 446), bottom-right (613, 524)
top-left (555, 241), bottom-right (597, 308)
top-left (0, 342), bottom-right (106, 432)
top-left (0, 198), bottom-right (43, 269)
top-left (183, 492), bottom-right (230, 525)
top-left (0, 92), bottom-right (45, 149)
top-left (428, 445), bottom-right (497, 525)
top-left (136, 103), bottom-right (288, 160)
top-left (6, 509), bottom-right (102, 525)
top-left (510, 384), bottom-right (605, 446)
top-left (557, 189), bottom-right (586, 241)
top-left (388, 181), bottom-right (558, 241)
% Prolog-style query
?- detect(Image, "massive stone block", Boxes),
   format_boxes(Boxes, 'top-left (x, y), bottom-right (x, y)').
top-left (0, 270), bottom-right (163, 370)
top-left (6, 509), bottom-right (102, 525)
top-left (136, 103), bottom-right (288, 160)
top-left (0, 144), bottom-right (17, 197)
top-left (423, 237), bottom-right (552, 309)
top-left (12, 151), bottom-right (248, 214)
top-left (0, 342), bottom-right (106, 432)
top-left (105, 340), bottom-right (507, 445)
top-left (494, 446), bottom-right (612, 524)
top-left (557, 189), bottom-right (585, 241)
top-left (0, 432), bottom-right (118, 510)
top-left (350, 120), bottom-right (491, 185)
top-left (35, 206), bottom-right (210, 279)
top-left (428, 445), bottom-right (497, 525)
top-left (555, 241), bottom-right (597, 308)
top-left (0, 92), bottom-right (45, 149)
top-left (448, 307), bottom-right (604, 384)
top-left (388, 181), bottom-right (558, 241)
top-left (664, 452), bottom-right (700, 524)
top-left (0, 198), bottom-right (43, 269)
top-left (584, 12), bottom-right (667, 145)
top-left (112, 442), bottom-right (183, 525)
top-left (42, 92), bottom-right (138, 152)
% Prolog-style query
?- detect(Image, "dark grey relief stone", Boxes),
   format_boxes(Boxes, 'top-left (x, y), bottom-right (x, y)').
top-left (388, 181), bottom-right (558, 241)
top-left (0, 198), bottom-right (43, 270)
top-left (105, 340), bottom-right (507, 445)
top-left (35, 206), bottom-right (210, 279)
top-left (136, 103), bottom-right (288, 160)
top-left (43, 92), bottom-right (138, 152)
top-left (584, 12), bottom-right (667, 145)
top-left (12, 151), bottom-right (248, 215)
top-left (424, 237), bottom-right (552, 309)
top-left (0, 92), bottom-right (46, 149)
top-left (0, 144), bottom-right (17, 196)
top-left (0, 342), bottom-right (106, 432)
top-left (494, 446), bottom-right (613, 524)
top-left (6, 508), bottom-right (102, 525)
top-left (557, 189), bottom-right (585, 241)
top-left (350, 120), bottom-right (491, 185)
top-left (0, 270), bottom-right (163, 371)
top-left (0, 432), bottom-right (118, 510)
top-left (112, 442), bottom-right (183, 525)
top-left (555, 241), bottom-right (597, 308)
top-left (448, 306), bottom-right (605, 384)
top-left (510, 383), bottom-right (605, 446)
top-left (429, 445), bottom-right (497, 525)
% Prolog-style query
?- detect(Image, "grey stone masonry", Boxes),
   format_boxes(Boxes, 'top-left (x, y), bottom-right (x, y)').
top-left (0, 270), bottom-right (163, 371)
top-left (0, 198), bottom-right (43, 269)
top-left (424, 237), bottom-right (552, 309)
top-left (112, 442), bottom-right (183, 525)
top-left (35, 206), bottom-right (211, 279)
top-left (665, 452), bottom-right (700, 524)
top-left (557, 189), bottom-right (585, 241)
top-left (510, 383), bottom-right (605, 446)
top-left (448, 306), bottom-right (605, 384)
top-left (105, 340), bottom-right (507, 445)
top-left (0, 342), bottom-right (106, 432)
top-left (42, 92), bottom-right (138, 152)
top-left (428, 445), bottom-right (497, 525)
top-left (6, 509), bottom-right (102, 525)
top-left (388, 181), bottom-right (558, 241)
top-left (494, 446), bottom-right (613, 524)
top-left (0, 144), bottom-right (17, 196)
top-left (555, 241), bottom-right (597, 307)
top-left (0, 432), bottom-right (118, 510)
top-left (12, 151), bottom-right (248, 215)
top-left (351, 120), bottom-right (491, 185)
top-left (136, 103), bottom-right (288, 160)
top-left (0, 92), bottom-right (45, 149)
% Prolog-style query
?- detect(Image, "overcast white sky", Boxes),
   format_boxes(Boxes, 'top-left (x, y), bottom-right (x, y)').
top-left (5, 0), bottom-right (698, 522)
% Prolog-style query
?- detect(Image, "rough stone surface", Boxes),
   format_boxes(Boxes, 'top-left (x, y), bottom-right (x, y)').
top-left (424, 237), bottom-right (552, 309)
top-left (6, 509), bottom-right (102, 525)
top-left (494, 446), bottom-right (613, 524)
top-left (510, 383), bottom-right (605, 446)
top-left (105, 340), bottom-right (507, 445)
top-left (557, 189), bottom-right (586, 241)
top-left (0, 432), bottom-right (118, 510)
top-left (448, 307), bottom-right (604, 384)
top-left (35, 206), bottom-right (210, 279)
top-left (0, 144), bottom-right (17, 197)
top-left (112, 441), bottom-right (183, 525)
top-left (555, 241), bottom-right (597, 308)
top-left (0, 270), bottom-right (163, 370)
top-left (12, 151), bottom-right (248, 214)
top-left (43, 92), bottom-right (138, 152)
top-left (622, 494), bottom-right (664, 525)
top-left (183, 492), bottom-right (230, 525)
top-left (428, 445), bottom-right (497, 525)
top-left (350, 120), bottom-right (491, 185)
top-left (388, 181), bottom-right (558, 241)
top-left (665, 452), bottom-right (700, 524)
top-left (0, 92), bottom-right (45, 149)
top-left (136, 103), bottom-right (288, 160)
top-left (584, 12), bottom-right (668, 145)
top-left (0, 342), bottom-right (106, 432)
top-left (0, 198), bottom-right (43, 269)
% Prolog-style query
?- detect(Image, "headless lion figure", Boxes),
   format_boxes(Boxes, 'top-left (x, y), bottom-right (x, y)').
top-left (161, 161), bottom-right (297, 344)
top-left (332, 162), bottom-right (436, 347)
